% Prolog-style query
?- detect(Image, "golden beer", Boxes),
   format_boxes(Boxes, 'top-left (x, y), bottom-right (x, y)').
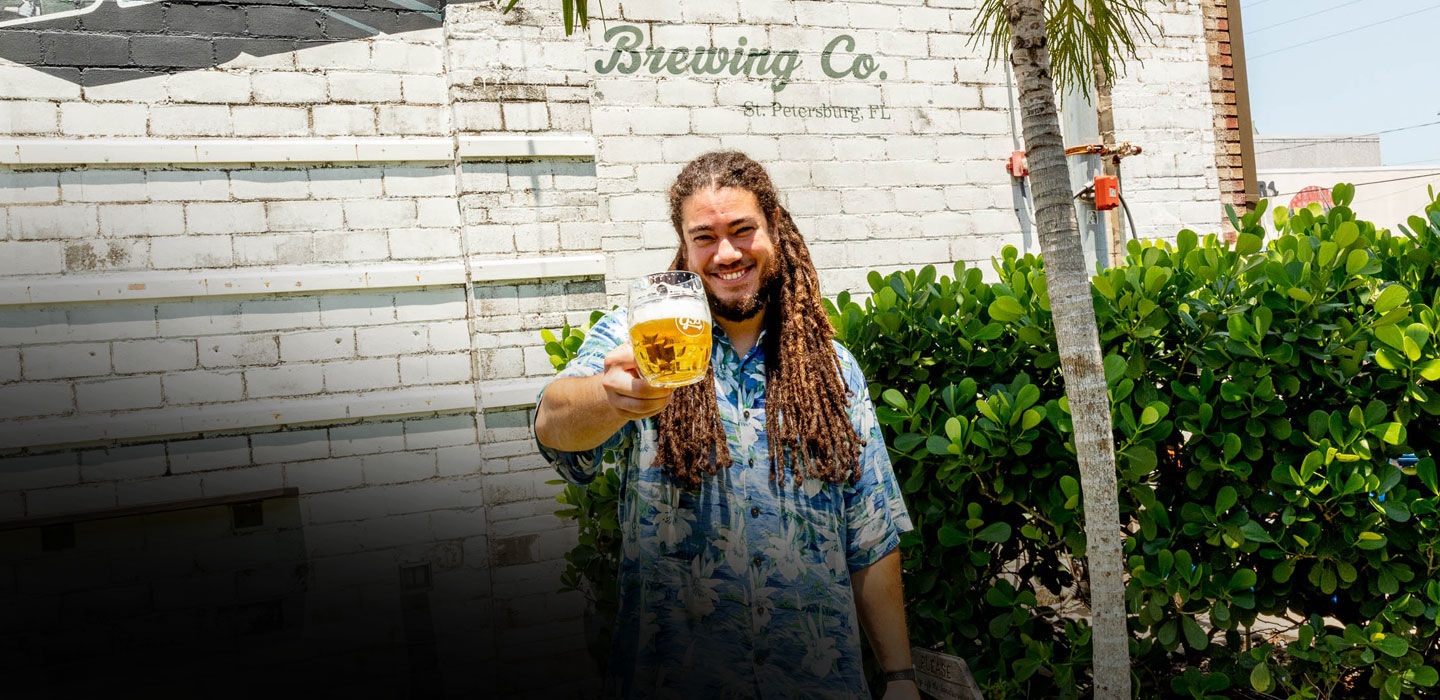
top-left (630, 316), bottom-right (712, 387)
top-left (629, 272), bottom-right (712, 388)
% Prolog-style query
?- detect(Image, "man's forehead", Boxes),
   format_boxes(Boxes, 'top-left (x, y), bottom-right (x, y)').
top-left (682, 187), bottom-right (764, 223)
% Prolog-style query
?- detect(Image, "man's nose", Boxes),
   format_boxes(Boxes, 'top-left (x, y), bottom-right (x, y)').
top-left (715, 237), bottom-right (743, 264)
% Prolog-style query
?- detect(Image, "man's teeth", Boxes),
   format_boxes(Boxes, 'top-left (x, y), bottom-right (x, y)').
top-left (718, 269), bottom-right (747, 280)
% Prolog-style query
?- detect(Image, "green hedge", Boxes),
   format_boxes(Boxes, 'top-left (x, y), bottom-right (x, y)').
top-left (545, 188), bottom-right (1440, 698)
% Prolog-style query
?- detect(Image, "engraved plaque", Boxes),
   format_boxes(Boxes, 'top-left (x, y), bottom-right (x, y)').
top-left (911, 647), bottom-right (984, 700)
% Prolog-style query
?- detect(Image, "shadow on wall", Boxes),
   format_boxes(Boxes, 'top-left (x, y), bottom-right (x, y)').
top-left (0, 490), bottom-right (490, 697)
top-left (0, 0), bottom-right (494, 87)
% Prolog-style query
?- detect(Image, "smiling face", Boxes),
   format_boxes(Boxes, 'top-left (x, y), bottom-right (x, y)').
top-left (678, 186), bottom-right (780, 323)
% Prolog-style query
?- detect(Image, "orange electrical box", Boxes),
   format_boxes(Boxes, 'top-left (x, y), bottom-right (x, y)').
top-left (1094, 175), bottom-right (1119, 211)
top-left (1007, 150), bottom-right (1028, 177)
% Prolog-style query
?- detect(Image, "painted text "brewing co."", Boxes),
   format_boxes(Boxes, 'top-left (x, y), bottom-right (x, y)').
top-left (593, 25), bottom-right (887, 93)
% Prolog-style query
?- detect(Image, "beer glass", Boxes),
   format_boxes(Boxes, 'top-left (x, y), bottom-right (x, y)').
top-left (628, 271), bottom-right (712, 387)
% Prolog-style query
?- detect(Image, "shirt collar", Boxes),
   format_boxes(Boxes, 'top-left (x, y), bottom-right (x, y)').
top-left (713, 324), bottom-right (767, 370)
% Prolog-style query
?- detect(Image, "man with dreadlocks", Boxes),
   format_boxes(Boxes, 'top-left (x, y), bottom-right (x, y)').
top-left (534, 152), bottom-right (918, 700)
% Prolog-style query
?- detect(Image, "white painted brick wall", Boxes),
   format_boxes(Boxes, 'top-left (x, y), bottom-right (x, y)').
top-left (163, 369), bottom-right (246, 404)
top-left (501, 103), bottom-right (549, 131)
top-left (3, 100), bottom-right (58, 134)
top-left (267, 201), bottom-right (345, 231)
top-left (251, 72), bottom-right (329, 103)
top-left (187, 202), bottom-right (267, 235)
top-left (169, 72), bottom-right (252, 104)
top-left (9, 205), bottom-right (99, 239)
top-left (112, 339), bottom-right (199, 375)
top-left (399, 353), bottom-right (472, 384)
top-left (314, 230), bottom-right (389, 262)
top-left (313, 105), bottom-right (378, 135)
top-left (147, 171), bottom-right (229, 201)
top-left (0, 241), bottom-right (65, 276)
top-left (329, 72), bottom-right (403, 103)
top-left (1, 171), bottom-right (59, 204)
top-left (76, 375), bottom-right (163, 412)
top-left (323, 358), bottom-right (400, 393)
top-left (342, 200), bottom-right (418, 229)
top-left (279, 330), bottom-right (356, 363)
top-left (22, 343), bottom-right (109, 380)
top-left (356, 324), bottom-right (429, 357)
top-left (150, 105), bottom-right (233, 137)
top-left (245, 364), bottom-right (325, 398)
top-left (234, 106), bottom-right (310, 136)
top-left (199, 335), bottom-right (280, 368)
top-left (59, 103), bottom-right (147, 136)
top-left (231, 170), bottom-right (311, 201)
top-left (150, 236), bottom-right (234, 268)
top-left (378, 105), bottom-right (449, 134)
top-left (99, 203), bottom-right (187, 238)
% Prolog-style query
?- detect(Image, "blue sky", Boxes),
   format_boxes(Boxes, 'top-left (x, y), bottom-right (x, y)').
top-left (1241, 0), bottom-right (1440, 166)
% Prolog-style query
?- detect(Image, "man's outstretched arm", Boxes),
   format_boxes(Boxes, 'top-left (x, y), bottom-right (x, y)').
top-left (535, 343), bottom-right (673, 452)
top-left (851, 549), bottom-right (921, 700)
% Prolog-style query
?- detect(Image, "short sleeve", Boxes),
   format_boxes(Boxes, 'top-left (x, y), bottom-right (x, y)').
top-left (836, 343), bottom-right (914, 571)
top-left (534, 309), bottom-right (633, 485)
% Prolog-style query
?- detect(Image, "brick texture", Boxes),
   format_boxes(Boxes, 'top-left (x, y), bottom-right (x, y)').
top-left (1202, 0), bottom-right (1249, 218)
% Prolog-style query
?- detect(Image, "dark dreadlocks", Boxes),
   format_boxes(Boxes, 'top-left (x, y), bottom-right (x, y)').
top-left (653, 151), bottom-right (864, 490)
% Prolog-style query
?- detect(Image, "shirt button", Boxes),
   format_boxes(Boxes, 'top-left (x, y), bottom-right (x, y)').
top-left (755, 653), bottom-right (766, 665)
top-left (748, 458), bottom-right (755, 467)
top-left (750, 506), bottom-right (760, 518)
top-left (743, 410), bottom-right (750, 419)
top-left (753, 554), bottom-right (764, 567)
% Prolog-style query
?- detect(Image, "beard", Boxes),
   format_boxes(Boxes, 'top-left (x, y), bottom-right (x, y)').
top-left (707, 258), bottom-right (781, 322)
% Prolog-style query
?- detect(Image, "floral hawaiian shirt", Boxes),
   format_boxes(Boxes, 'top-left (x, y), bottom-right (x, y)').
top-left (535, 308), bottom-right (914, 700)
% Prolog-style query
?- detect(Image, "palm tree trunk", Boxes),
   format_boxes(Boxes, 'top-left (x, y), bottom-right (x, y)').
top-left (1005, 0), bottom-right (1131, 696)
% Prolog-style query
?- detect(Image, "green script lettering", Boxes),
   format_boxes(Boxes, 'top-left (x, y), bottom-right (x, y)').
top-left (595, 25), bottom-right (643, 74)
top-left (821, 34), bottom-right (881, 80)
top-left (592, 25), bottom-right (882, 93)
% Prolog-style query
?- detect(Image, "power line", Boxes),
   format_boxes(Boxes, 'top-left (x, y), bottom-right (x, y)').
top-left (1248, 0), bottom-right (1363, 34)
top-left (1243, 0), bottom-right (1282, 9)
top-left (1249, 3), bottom-right (1440, 60)
top-left (1363, 180), bottom-right (1437, 204)
top-left (1390, 157), bottom-right (1440, 166)
top-left (1253, 119), bottom-right (1440, 157)
top-left (1267, 170), bottom-right (1440, 200)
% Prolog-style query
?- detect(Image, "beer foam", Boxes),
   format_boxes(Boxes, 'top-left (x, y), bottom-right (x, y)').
top-left (630, 297), bottom-right (710, 326)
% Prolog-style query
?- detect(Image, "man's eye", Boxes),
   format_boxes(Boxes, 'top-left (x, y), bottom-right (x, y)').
top-left (693, 235), bottom-right (713, 243)
top-left (736, 227), bottom-right (754, 236)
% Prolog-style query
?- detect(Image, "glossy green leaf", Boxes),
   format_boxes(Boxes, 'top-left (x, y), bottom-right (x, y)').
top-left (975, 522), bottom-right (1012, 543)
top-left (1345, 248), bottom-right (1370, 275)
top-left (1406, 666), bottom-right (1439, 687)
top-left (1334, 220), bottom-right (1359, 247)
top-left (1235, 232), bottom-right (1262, 255)
top-left (1332, 182), bottom-right (1355, 206)
top-left (1021, 408), bottom-right (1043, 431)
top-left (937, 526), bottom-right (966, 547)
top-left (1215, 486), bottom-right (1237, 514)
top-left (1182, 615), bottom-right (1209, 650)
top-left (1241, 520), bottom-right (1275, 544)
top-left (988, 296), bottom-right (1024, 322)
top-left (1375, 284), bottom-right (1408, 314)
top-left (1376, 635), bottom-right (1408, 658)
top-left (1250, 662), bottom-right (1272, 692)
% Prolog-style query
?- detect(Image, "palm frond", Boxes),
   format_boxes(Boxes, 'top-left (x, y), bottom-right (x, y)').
top-left (970, 0), bottom-right (1157, 97)
top-left (501, 0), bottom-right (593, 34)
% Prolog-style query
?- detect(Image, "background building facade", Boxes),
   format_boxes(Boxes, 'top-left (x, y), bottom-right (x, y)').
top-left (1, 0), bottom-right (1227, 695)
